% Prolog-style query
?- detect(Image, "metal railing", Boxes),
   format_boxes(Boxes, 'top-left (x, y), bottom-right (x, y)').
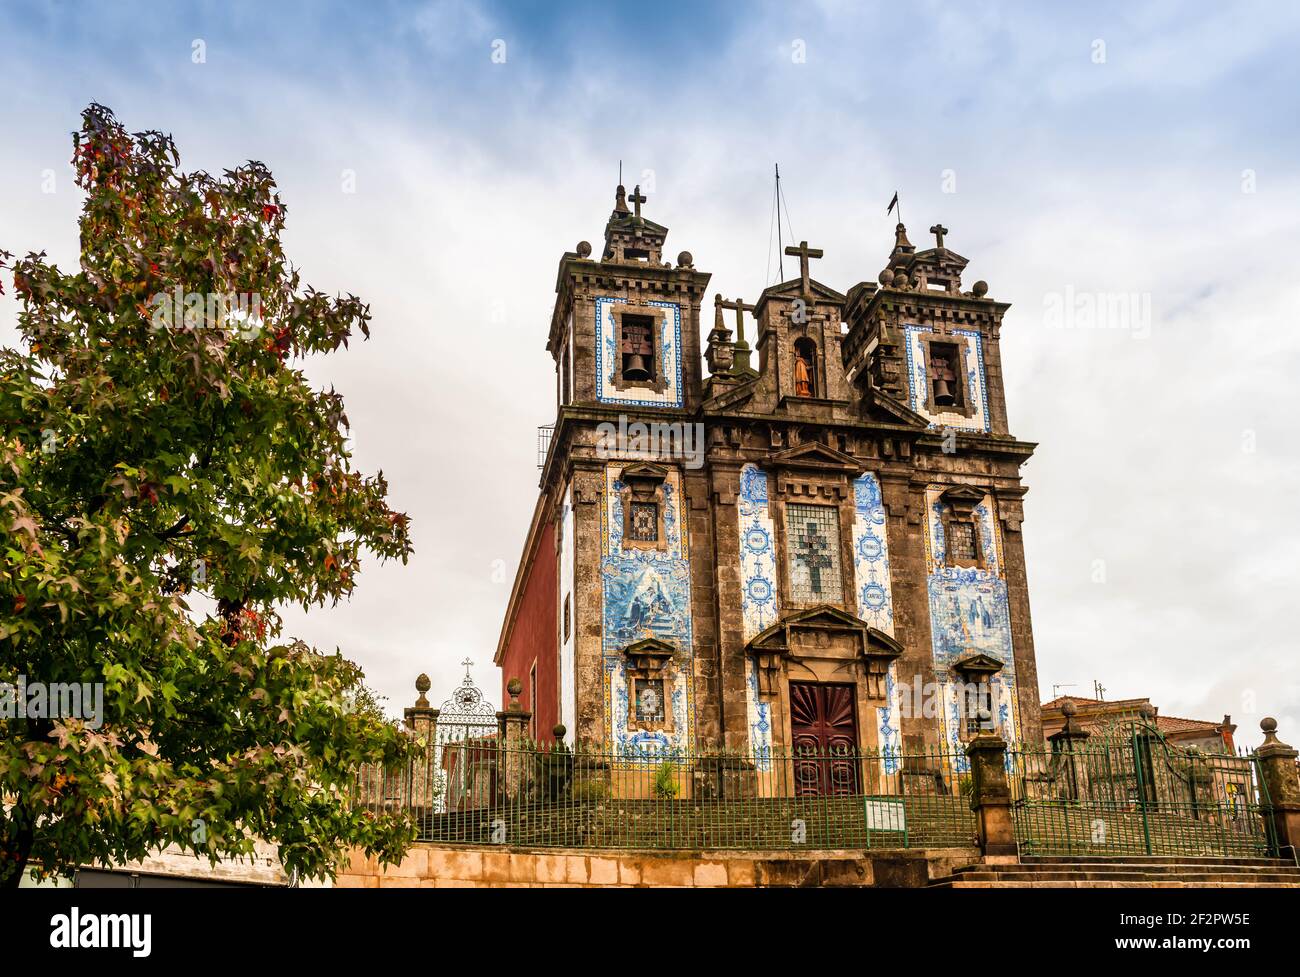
top-left (355, 741), bottom-right (978, 852)
top-left (1008, 727), bottom-right (1274, 858)
top-left (537, 424), bottom-right (554, 470)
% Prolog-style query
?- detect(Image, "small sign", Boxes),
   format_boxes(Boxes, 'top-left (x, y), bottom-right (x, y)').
top-left (864, 799), bottom-right (906, 832)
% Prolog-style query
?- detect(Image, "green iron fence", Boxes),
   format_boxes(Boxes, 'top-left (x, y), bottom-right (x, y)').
top-left (1008, 723), bottom-right (1275, 858)
top-left (355, 740), bottom-right (978, 852)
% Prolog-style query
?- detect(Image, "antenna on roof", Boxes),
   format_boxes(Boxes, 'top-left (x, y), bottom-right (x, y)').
top-left (775, 164), bottom-right (785, 280)
top-left (1052, 683), bottom-right (1077, 700)
top-left (618, 160), bottom-right (623, 186)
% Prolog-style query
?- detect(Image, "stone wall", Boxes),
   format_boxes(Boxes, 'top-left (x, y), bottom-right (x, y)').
top-left (337, 843), bottom-right (977, 888)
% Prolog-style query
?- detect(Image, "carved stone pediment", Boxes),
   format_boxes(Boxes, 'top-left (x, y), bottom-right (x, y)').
top-left (620, 461), bottom-right (668, 485)
top-left (623, 637), bottom-right (676, 676)
top-left (950, 652), bottom-right (1005, 677)
top-left (764, 442), bottom-right (865, 500)
top-left (767, 441), bottom-right (863, 477)
top-left (939, 484), bottom-right (986, 519)
top-left (745, 605), bottom-right (902, 698)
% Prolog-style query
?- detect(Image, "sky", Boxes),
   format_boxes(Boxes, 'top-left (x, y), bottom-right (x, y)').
top-left (1, 0), bottom-right (1297, 742)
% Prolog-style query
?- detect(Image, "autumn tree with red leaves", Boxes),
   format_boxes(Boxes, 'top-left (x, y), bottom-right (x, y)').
top-left (0, 104), bottom-right (415, 886)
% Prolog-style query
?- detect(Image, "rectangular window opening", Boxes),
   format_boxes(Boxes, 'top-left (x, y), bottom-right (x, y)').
top-left (946, 519), bottom-right (978, 565)
top-left (628, 501), bottom-right (659, 542)
top-left (788, 503), bottom-right (843, 604)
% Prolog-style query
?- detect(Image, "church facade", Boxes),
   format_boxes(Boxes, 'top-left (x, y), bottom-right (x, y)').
top-left (495, 184), bottom-right (1042, 769)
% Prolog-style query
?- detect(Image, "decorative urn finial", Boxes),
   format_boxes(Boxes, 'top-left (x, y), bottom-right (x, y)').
top-left (414, 673), bottom-right (431, 709)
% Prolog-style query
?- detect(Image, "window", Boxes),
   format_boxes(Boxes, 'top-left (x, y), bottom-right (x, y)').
top-left (964, 681), bottom-right (994, 735)
top-left (621, 314), bottom-right (655, 382)
top-left (628, 501), bottom-right (659, 542)
top-left (927, 341), bottom-right (964, 410)
top-left (946, 519), bottom-right (978, 565)
top-left (633, 678), bottom-right (666, 723)
top-left (787, 503), bottom-right (843, 604)
top-left (563, 594), bottom-right (571, 642)
top-left (793, 337), bottom-right (817, 398)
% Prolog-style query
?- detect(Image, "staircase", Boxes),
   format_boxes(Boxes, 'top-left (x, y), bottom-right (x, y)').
top-left (929, 854), bottom-right (1300, 888)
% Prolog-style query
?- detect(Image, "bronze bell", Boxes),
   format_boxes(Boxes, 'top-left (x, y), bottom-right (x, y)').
top-left (933, 378), bottom-right (956, 407)
top-left (623, 354), bottom-right (652, 381)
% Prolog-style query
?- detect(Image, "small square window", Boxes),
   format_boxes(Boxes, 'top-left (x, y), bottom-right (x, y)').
top-left (634, 678), bottom-right (666, 723)
top-left (946, 520), bottom-right (978, 565)
top-left (629, 501), bottom-right (659, 542)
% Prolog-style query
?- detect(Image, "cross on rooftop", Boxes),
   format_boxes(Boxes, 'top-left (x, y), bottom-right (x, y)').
top-left (929, 224), bottom-right (949, 249)
top-left (783, 240), bottom-right (824, 297)
top-left (716, 295), bottom-right (755, 343)
top-left (628, 185), bottom-right (647, 219)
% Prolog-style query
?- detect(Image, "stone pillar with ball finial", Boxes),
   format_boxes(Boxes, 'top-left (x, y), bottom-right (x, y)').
top-left (1255, 717), bottom-right (1300, 859)
top-left (1047, 700), bottom-right (1091, 801)
top-left (965, 731), bottom-right (1017, 857)
top-left (404, 674), bottom-right (440, 811)
top-left (497, 677), bottom-right (534, 799)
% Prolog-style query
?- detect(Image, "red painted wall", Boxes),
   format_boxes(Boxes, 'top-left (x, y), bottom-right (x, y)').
top-left (498, 516), bottom-right (559, 742)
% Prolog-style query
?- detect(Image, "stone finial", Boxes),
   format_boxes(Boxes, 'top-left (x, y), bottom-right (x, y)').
top-left (971, 280), bottom-right (988, 298)
top-left (414, 672), bottom-right (431, 709)
top-left (677, 250), bottom-right (693, 269)
top-left (576, 240), bottom-right (592, 258)
top-left (878, 268), bottom-right (892, 286)
top-left (507, 676), bottom-right (523, 710)
top-left (892, 222), bottom-right (913, 252)
top-left (891, 270), bottom-right (909, 289)
top-left (553, 723), bottom-right (567, 739)
top-left (612, 184), bottom-right (630, 216)
top-left (1139, 702), bottom-right (1157, 721)
top-left (1261, 717), bottom-right (1285, 748)
top-left (1062, 699), bottom-right (1077, 717)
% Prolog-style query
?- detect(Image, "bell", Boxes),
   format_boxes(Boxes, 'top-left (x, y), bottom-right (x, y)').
top-left (933, 378), bottom-right (955, 407)
top-left (624, 354), bottom-right (652, 381)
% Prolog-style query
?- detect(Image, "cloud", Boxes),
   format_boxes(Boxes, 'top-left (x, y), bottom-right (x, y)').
top-left (1, 0), bottom-right (1297, 742)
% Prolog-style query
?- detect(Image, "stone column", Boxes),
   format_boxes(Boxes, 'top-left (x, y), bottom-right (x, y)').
top-left (1256, 718), bottom-right (1300, 859)
top-left (403, 674), bottom-right (439, 813)
top-left (497, 677), bottom-right (534, 800)
top-left (966, 733), bottom-right (1016, 857)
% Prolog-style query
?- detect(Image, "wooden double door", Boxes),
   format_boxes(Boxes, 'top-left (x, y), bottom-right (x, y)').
top-left (789, 681), bottom-right (859, 797)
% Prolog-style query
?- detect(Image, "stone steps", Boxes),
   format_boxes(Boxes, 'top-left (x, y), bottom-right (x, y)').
top-left (929, 855), bottom-right (1300, 888)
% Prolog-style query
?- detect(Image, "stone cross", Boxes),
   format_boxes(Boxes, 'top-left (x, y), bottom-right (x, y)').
top-left (716, 295), bottom-right (755, 343)
top-left (793, 520), bottom-right (834, 593)
top-left (783, 240), bottom-right (824, 297)
top-left (929, 224), bottom-right (948, 250)
top-left (629, 185), bottom-right (647, 219)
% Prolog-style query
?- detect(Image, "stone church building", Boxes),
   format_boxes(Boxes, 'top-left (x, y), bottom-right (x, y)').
top-left (495, 183), bottom-right (1042, 771)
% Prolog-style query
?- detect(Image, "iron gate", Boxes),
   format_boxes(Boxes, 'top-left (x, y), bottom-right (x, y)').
top-left (1010, 720), bottom-right (1274, 857)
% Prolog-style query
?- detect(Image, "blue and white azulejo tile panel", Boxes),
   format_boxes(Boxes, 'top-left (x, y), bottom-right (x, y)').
top-left (903, 325), bottom-right (990, 432)
top-left (738, 464), bottom-right (776, 765)
top-left (923, 487), bottom-right (1019, 752)
top-left (594, 296), bottom-right (684, 409)
top-left (600, 464), bottom-right (694, 755)
top-left (852, 473), bottom-right (902, 773)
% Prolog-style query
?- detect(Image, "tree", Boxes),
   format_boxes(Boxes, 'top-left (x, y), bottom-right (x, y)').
top-left (0, 104), bottom-right (416, 886)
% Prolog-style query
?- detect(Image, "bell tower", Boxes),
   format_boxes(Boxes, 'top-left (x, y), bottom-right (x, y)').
top-left (546, 184), bottom-right (709, 415)
top-left (536, 183), bottom-right (712, 746)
